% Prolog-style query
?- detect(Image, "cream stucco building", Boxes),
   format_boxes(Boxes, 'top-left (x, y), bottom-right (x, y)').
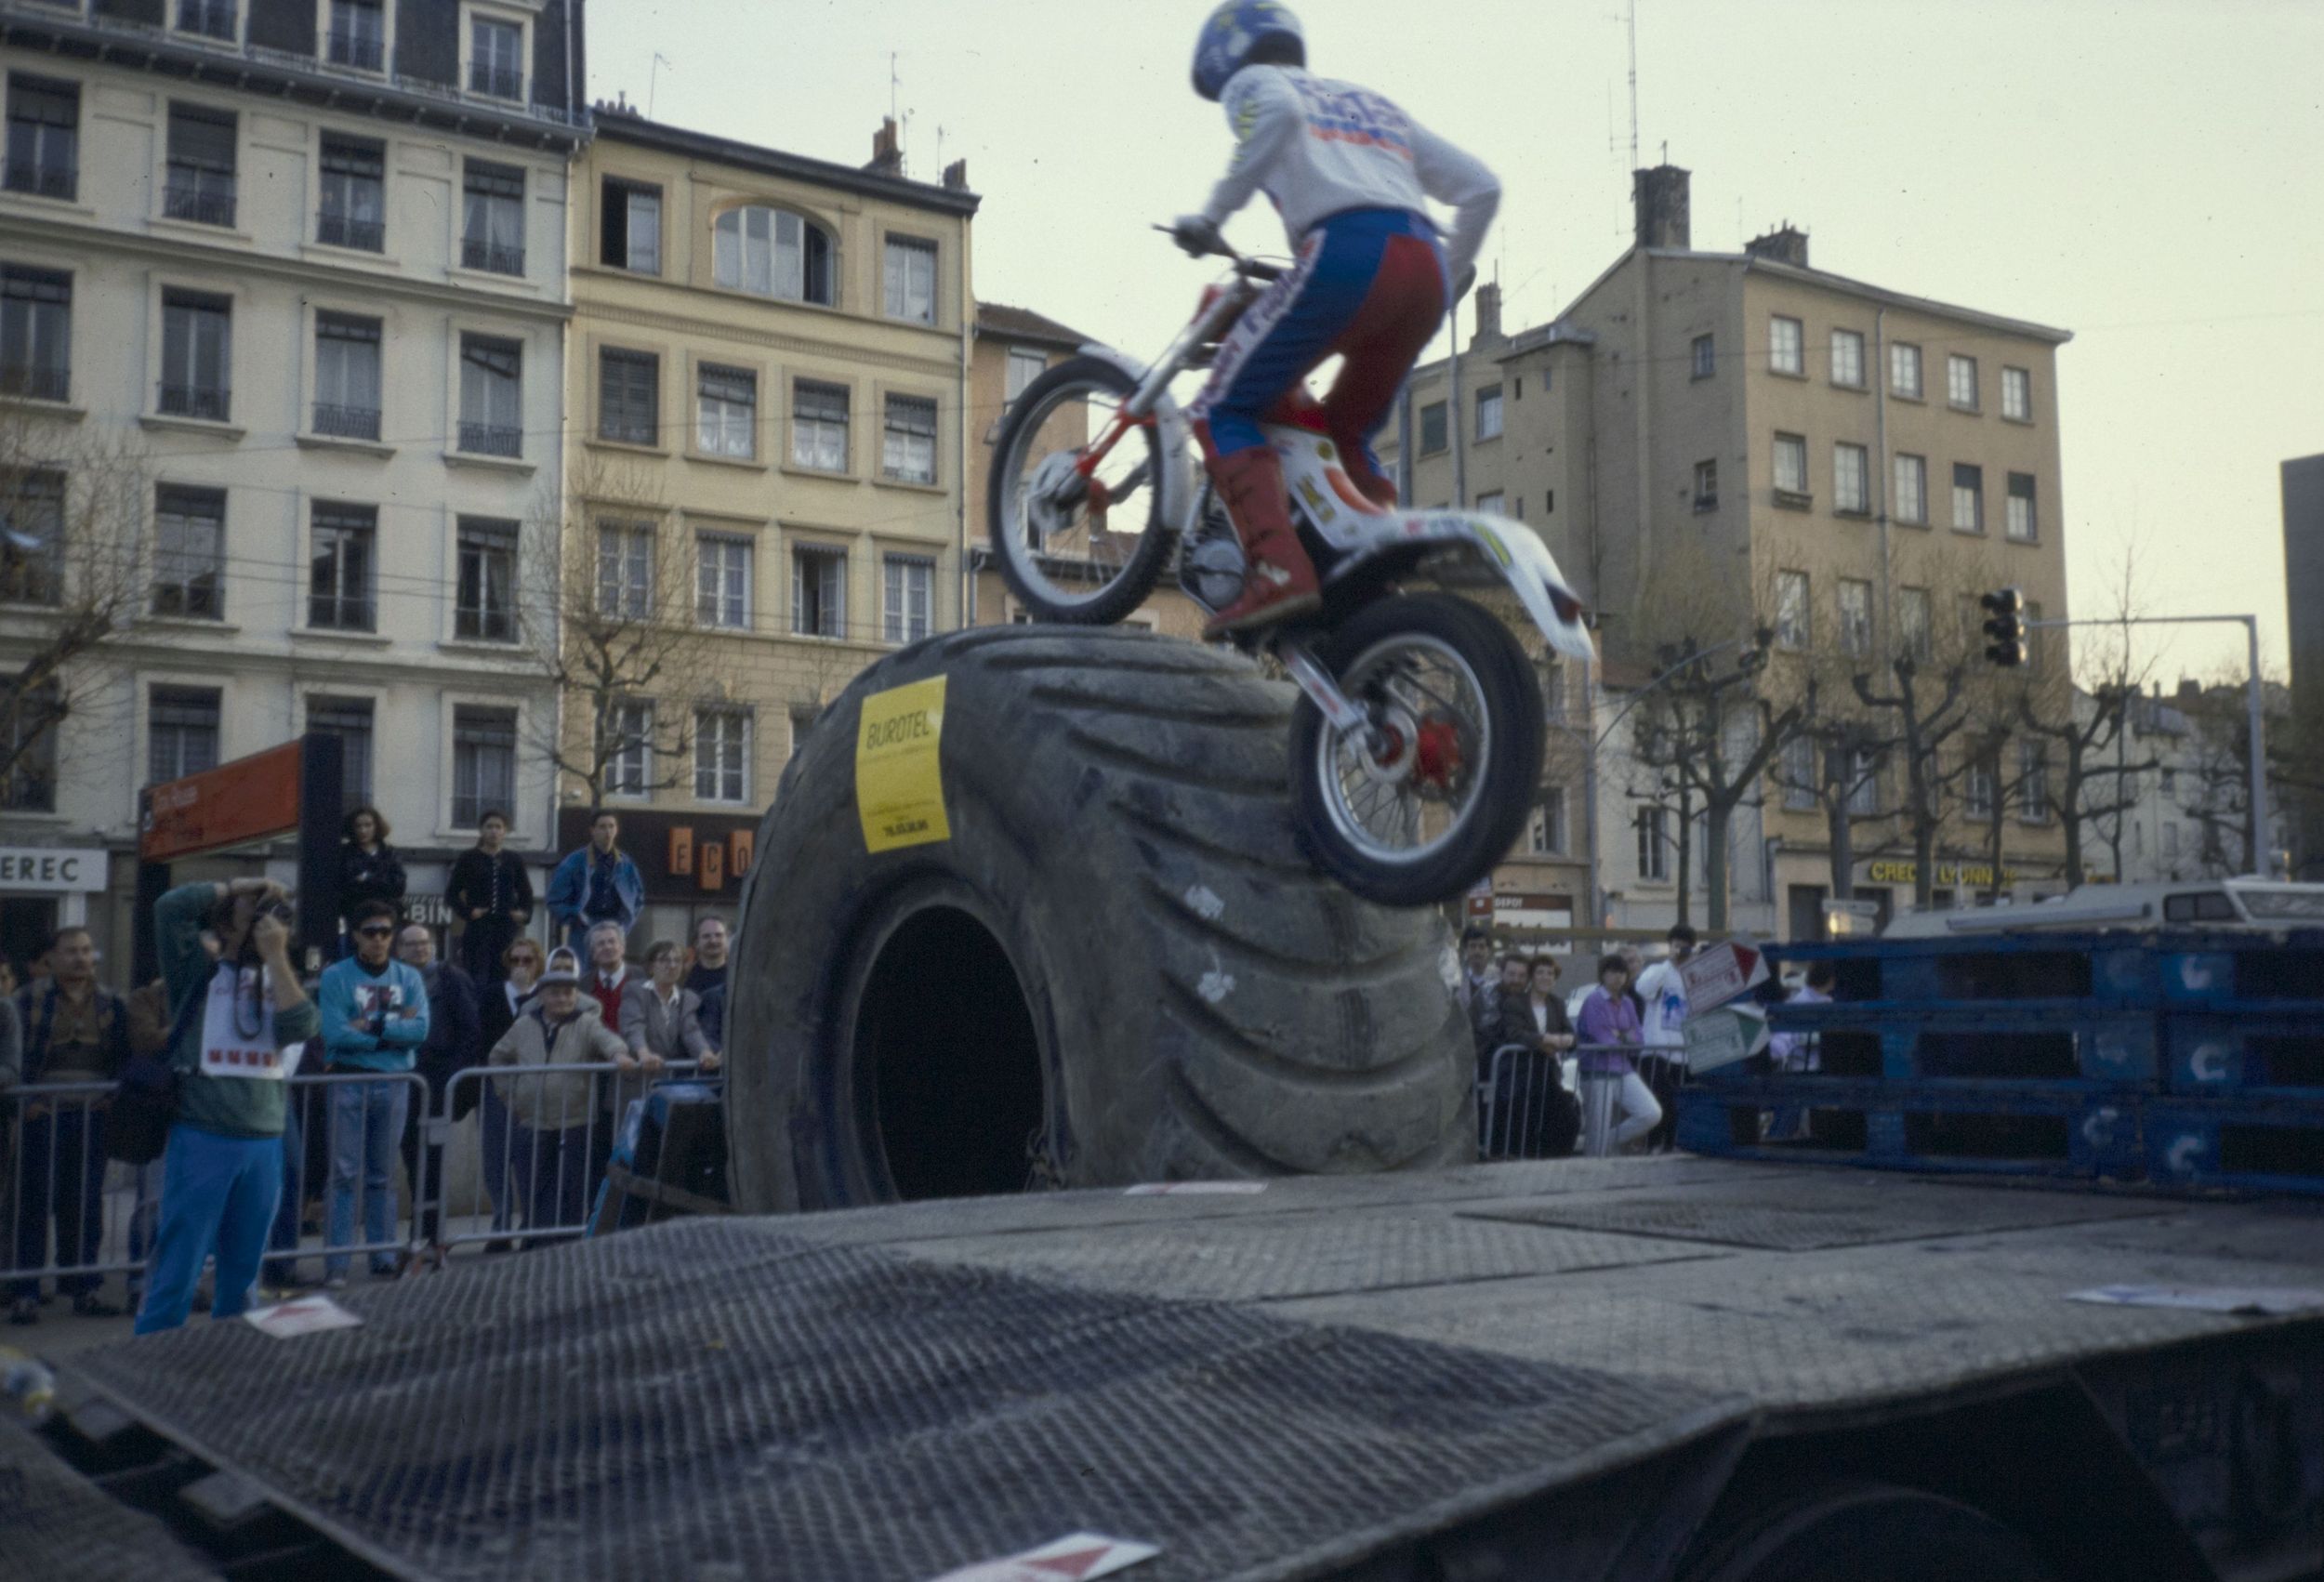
top-left (0, 0), bottom-right (585, 973)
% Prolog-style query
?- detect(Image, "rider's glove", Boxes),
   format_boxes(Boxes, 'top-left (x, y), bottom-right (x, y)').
top-left (1171, 214), bottom-right (1223, 258)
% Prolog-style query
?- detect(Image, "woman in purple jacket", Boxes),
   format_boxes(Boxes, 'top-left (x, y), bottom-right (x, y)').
top-left (1575, 954), bottom-right (1664, 1151)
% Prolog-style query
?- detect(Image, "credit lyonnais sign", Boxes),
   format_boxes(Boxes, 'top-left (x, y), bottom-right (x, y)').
top-left (0, 847), bottom-right (107, 892)
top-left (1866, 860), bottom-right (2020, 888)
top-left (140, 742), bottom-right (304, 863)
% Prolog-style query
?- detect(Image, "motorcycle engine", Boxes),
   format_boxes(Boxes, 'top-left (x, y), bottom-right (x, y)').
top-left (1180, 500), bottom-right (1247, 611)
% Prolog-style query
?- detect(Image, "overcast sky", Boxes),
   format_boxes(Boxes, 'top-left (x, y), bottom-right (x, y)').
top-left (589, 0), bottom-right (2323, 680)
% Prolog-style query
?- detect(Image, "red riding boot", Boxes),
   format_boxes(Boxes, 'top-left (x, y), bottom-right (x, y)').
top-left (1203, 445), bottom-right (1322, 637)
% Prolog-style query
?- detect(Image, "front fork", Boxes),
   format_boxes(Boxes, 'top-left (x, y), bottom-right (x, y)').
top-left (1280, 639), bottom-right (1368, 733)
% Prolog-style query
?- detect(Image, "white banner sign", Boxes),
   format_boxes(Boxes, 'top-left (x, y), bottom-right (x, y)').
top-left (0, 846), bottom-right (107, 893)
top-left (1679, 940), bottom-right (1770, 1017)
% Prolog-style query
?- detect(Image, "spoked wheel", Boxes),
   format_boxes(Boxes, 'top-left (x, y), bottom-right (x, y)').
top-left (987, 354), bottom-right (1177, 625)
top-left (1289, 593), bottom-right (1544, 907)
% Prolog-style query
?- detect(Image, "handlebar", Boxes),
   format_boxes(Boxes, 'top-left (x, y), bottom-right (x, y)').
top-left (1152, 223), bottom-right (1282, 282)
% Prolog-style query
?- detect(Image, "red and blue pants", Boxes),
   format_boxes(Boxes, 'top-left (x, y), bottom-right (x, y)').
top-left (1189, 206), bottom-right (1448, 470)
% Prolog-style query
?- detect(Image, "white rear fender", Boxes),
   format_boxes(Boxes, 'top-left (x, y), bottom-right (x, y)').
top-left (1335, 508), bottom-right (1598, 664)
top-left (1078, 343), bottom-right (1198, 537)
top-left (1267, 425), bottom-right (1597, 663)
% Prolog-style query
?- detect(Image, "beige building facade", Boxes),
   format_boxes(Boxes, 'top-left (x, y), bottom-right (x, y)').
top-left (966, 300), bottom-right (1208, 640)
top-left (1385, 167), bottom-right (2076, 939)
top-left (560, 108), bottom-right (976, 942)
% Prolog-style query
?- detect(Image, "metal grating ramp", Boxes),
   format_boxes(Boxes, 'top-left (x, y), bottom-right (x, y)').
top-left (1462, 1176), bottom-right (2176, 1251)
top-left (63, 1219), bottom-right (1740, 1582)
top-left (889, 1205), bottom-right (1724, 1302)
top-left (0, 1417), bottom-right (216, 1582)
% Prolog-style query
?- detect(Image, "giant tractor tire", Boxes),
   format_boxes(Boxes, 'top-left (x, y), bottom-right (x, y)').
top-left (725, 626), bottom-right (1477, 1214)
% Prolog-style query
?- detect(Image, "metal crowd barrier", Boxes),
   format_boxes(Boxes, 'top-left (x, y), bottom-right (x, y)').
top-left (436, 1059), bottom-right (702, 1253)
top-left (1476, 1043), bottom-right (1670, 1161)
top-left (0, 1060), bottom-right (700, 1298)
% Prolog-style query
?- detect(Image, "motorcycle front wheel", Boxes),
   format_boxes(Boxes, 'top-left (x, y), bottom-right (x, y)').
top-left (987, 355), bottom-right (1176, 625)
top-left (1289, 593), bottom-right (1545, 908)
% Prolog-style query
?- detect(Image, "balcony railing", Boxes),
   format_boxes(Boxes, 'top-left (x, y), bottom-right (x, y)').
top-left (2, 160), bottom-right (75, 202)
top-left (457, 421), bottom-right (522, 458)
top-left (469, 62), bottom-right (523, 100)
top-left (312, 402), bottom-right (381, 441)
top-left (163, 178), bottom-right (236, 228)
top-left (317, 211), bottom-right (385, 251)
top-left (459, 237), bottom-right (525, 275)
top-left (324, 28), bottom-right (385, 70)
top-left (176, 0), bottom-right (238, 40)
top-left (158, 383), bottom-right (231, 422)
top-left (308, 596), bottom-right (376, 632)
top-left (0, 364), bottom-right (71, 402)
top-left (456, 606), bottom-right (516, 643)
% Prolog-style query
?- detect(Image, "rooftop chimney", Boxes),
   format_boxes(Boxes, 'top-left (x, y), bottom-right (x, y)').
top-left (942, 158), bottom-right (969, 191)
top-left (1472, 281), bottom-right (1501, 346)
top-left (865, 117), bottom-right (903, 177)
top-left (1744, 223), bottom-right (1811, 268)
top-left (1632, 164), bottom-right (1690, 251)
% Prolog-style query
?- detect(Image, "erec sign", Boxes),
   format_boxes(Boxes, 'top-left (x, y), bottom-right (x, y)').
top-left (0, 847), bottom-right (106, 892)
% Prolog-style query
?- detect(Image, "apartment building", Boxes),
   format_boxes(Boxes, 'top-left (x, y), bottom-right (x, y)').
top-left (561, 107), bottom-right (976, 944)
top-left (966, 300), bottom-right (1207, 639)
top-left (2076, 681), bottom-right (2295, 886)
top-left (0, 0), bottom-right (585, 973)
top-left (1386, 166), bottom-right (2076, 938)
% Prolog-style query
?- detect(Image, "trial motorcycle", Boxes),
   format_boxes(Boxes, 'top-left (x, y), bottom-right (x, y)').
top-left (986, 239), bottom-right (1597, 907)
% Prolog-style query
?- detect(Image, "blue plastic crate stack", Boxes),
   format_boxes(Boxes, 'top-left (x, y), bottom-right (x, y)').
top-left (1677, 930), bottom-right (2324, 1196)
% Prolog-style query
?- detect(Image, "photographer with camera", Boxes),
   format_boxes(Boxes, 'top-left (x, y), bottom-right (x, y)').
top-left (133, 877), bottom-right (318, 1335)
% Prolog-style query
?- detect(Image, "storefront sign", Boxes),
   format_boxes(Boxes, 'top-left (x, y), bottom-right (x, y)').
top-left (0, 846), bottom-right (106, 892)
top-left (1484, 891), bottom-right (1575, 931)
top-left (141, 742), bottom-right (304, 862)
top-left (1865, 860), bottom-right (2019, 888)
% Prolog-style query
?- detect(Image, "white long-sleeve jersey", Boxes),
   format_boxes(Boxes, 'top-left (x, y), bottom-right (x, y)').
top-left (1196, 65), bottom-right (1500, 284)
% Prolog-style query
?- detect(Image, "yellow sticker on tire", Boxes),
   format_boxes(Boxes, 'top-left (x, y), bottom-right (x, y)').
top-left (856, 675), bottom-right (952, 852)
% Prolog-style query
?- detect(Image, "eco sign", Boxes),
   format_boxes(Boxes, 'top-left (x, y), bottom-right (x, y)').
top-left (855, 676), bottom-right (952, 853)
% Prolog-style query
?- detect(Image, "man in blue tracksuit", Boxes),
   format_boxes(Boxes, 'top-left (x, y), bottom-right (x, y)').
top-left (135, 878), bottom-right (319, 1334)
top-left (317, 899), bottom-right (429, 1285)
top-left (545, 810), bottom-right (643, 954)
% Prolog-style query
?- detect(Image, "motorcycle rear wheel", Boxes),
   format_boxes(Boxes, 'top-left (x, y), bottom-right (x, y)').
top-left (987, 355), bottom-right (1176, 625)
top-left (1289, 593), bottom-right (1545, 908)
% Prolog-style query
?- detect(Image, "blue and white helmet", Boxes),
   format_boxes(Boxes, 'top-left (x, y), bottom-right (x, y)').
top-left (1191, 0), bottom-right (1305, 101)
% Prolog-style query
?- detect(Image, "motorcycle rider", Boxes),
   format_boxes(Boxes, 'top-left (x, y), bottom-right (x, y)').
top-left (1175, 1), bottom-right (1500, 636)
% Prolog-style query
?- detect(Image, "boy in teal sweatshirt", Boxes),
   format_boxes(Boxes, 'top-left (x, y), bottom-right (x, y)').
top-left (316, 899), bottom-right (429, 1283)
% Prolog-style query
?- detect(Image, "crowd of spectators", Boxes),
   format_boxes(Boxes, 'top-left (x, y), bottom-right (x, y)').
top-left (0, 807), bottom-right (731, 1332)
top-left (1460, 922), bottom-right (1729, 1157)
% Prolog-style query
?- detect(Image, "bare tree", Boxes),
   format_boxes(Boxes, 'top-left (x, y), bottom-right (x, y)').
top-left (1613, 541), bottom-right (1800, 930)
top-left (1626, 636), bottom-right (1802, 929)
top-left (2174, 672), bottom-right (2293, 877)
top-left (520, 455), bottom-right (718, 810)
top-left (0, 405), bottom-right (152, 810)
top-left (1772, 678), bottom-right (1895, 902)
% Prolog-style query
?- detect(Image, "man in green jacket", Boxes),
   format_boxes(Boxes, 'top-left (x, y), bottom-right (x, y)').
top-left (135, 878), bottom-right (318, 1335)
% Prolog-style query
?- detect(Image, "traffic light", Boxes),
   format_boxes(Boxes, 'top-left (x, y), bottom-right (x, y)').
top-left (1980, 587), bottom-right (2026, 667)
